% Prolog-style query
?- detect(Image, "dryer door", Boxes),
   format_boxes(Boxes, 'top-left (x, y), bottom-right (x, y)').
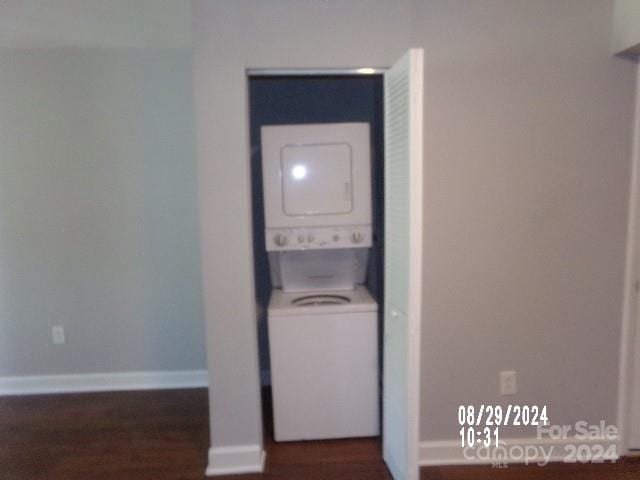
top-left (281, 143), bottom-right (353, 216)
top-left (261, 122), bottom-right (371, 229)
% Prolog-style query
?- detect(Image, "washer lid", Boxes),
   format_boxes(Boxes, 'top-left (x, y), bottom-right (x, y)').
top-left (291, 294), bottom-right (351, 307)
top-left (268, 285), bottom-right (377, 315)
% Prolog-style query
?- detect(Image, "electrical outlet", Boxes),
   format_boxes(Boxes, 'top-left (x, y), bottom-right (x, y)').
top-left (52, 326), bottom-right (65, 345)
top-left (500, 370), bottom-right (517, 395)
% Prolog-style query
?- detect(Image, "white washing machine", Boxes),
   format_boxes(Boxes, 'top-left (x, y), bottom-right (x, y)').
top-left (268, 286), bottom-right (379, 441)
top-left (261, 122), bottom-right (379, 441)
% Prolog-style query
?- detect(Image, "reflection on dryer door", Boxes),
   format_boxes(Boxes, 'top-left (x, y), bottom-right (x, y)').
top-left (281, 143), bottom-right (353, 216)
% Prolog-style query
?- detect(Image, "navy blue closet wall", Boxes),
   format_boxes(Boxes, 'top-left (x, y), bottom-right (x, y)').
top-left (249, 75), bottom-right (384, 381)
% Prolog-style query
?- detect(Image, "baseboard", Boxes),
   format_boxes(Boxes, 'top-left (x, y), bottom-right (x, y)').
top-left (206, 444), bottom-right (265, 476)
top-left (419, 435), bottom-right (620, 466)
top-left (0, 369), bottom-right (208, 396)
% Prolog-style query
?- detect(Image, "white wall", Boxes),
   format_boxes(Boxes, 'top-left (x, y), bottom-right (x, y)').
top-left (0, 0), bottom-right (191, 49)
top-left (627, 63), bottom-right (640, 449)
top-left (613, 0), bottom-right (640, 55)
top-left (415, 0), bottom-right (634, 441)
top-left (192, 0), bottom-right (413, 451)
top-left (0, 49), bottom-right (205, 379)
top-left (192, 0), bottom-right (636, 454)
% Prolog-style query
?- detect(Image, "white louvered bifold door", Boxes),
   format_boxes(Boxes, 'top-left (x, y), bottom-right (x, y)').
top-left (383, 48), bottom-right (424, 480)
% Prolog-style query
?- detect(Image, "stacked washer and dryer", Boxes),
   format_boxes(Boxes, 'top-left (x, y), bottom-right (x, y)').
top-left (261, 122), bottom-right (380, 442)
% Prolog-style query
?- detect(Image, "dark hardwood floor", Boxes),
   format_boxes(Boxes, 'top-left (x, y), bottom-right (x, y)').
top-left (421, 458), bottom-right (640, 480)
top-left (1, 388), bottom-right (638, 479)
top-left (0, 387), bottom-right (390, 480)
top-left (0, 389), bottom-right (210, 480)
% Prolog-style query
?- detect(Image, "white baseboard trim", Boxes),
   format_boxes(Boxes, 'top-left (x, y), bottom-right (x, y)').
top-left (0, 369), bottom-right (208, 396)
top-left (205, 444), bottom-right (265, 476)
top-left (419, 436), bottom-right (620, 466)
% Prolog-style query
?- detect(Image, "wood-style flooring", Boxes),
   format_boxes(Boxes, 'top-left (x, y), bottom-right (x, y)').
top-left (1, 388), bottom-right (639, 479)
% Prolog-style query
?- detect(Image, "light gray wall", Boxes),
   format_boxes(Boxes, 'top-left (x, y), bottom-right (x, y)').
top-left (192, 0), bottom-right (413, 449)
top-left (0, 0), bottom-right (191, 49)
top-left (0, 49), bottom-right (205, 376)
top-left (613, 0), bottom-right (640, 55)
top-left (628, 64), bottom-right (640, 449)
top-left (192, 0), bottom-right (636, 448)
top-left (414, 0), bottom-right (635, 440)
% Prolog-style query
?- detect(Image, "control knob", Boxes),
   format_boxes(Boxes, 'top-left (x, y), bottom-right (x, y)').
top-left (351, 231), bottom-right (364, 244)
top-left (274, 233), bottom-right (288, 247)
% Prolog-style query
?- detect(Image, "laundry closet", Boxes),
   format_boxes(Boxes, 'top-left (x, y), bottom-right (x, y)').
top-left (249, 74), bottom-right (384, 441)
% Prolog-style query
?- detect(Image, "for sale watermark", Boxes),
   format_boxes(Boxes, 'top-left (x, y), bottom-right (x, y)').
top-left (461, 420), bottom-right (618, 468)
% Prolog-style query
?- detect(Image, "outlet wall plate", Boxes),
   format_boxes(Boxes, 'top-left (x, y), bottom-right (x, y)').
top-left (500, 370), bottom-right (517, 395)
top-left (52, 326), bottom-right (65, 345)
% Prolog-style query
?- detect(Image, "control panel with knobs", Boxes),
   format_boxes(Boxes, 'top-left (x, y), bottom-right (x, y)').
top-left (265, 226), bottom-right (372, 251)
